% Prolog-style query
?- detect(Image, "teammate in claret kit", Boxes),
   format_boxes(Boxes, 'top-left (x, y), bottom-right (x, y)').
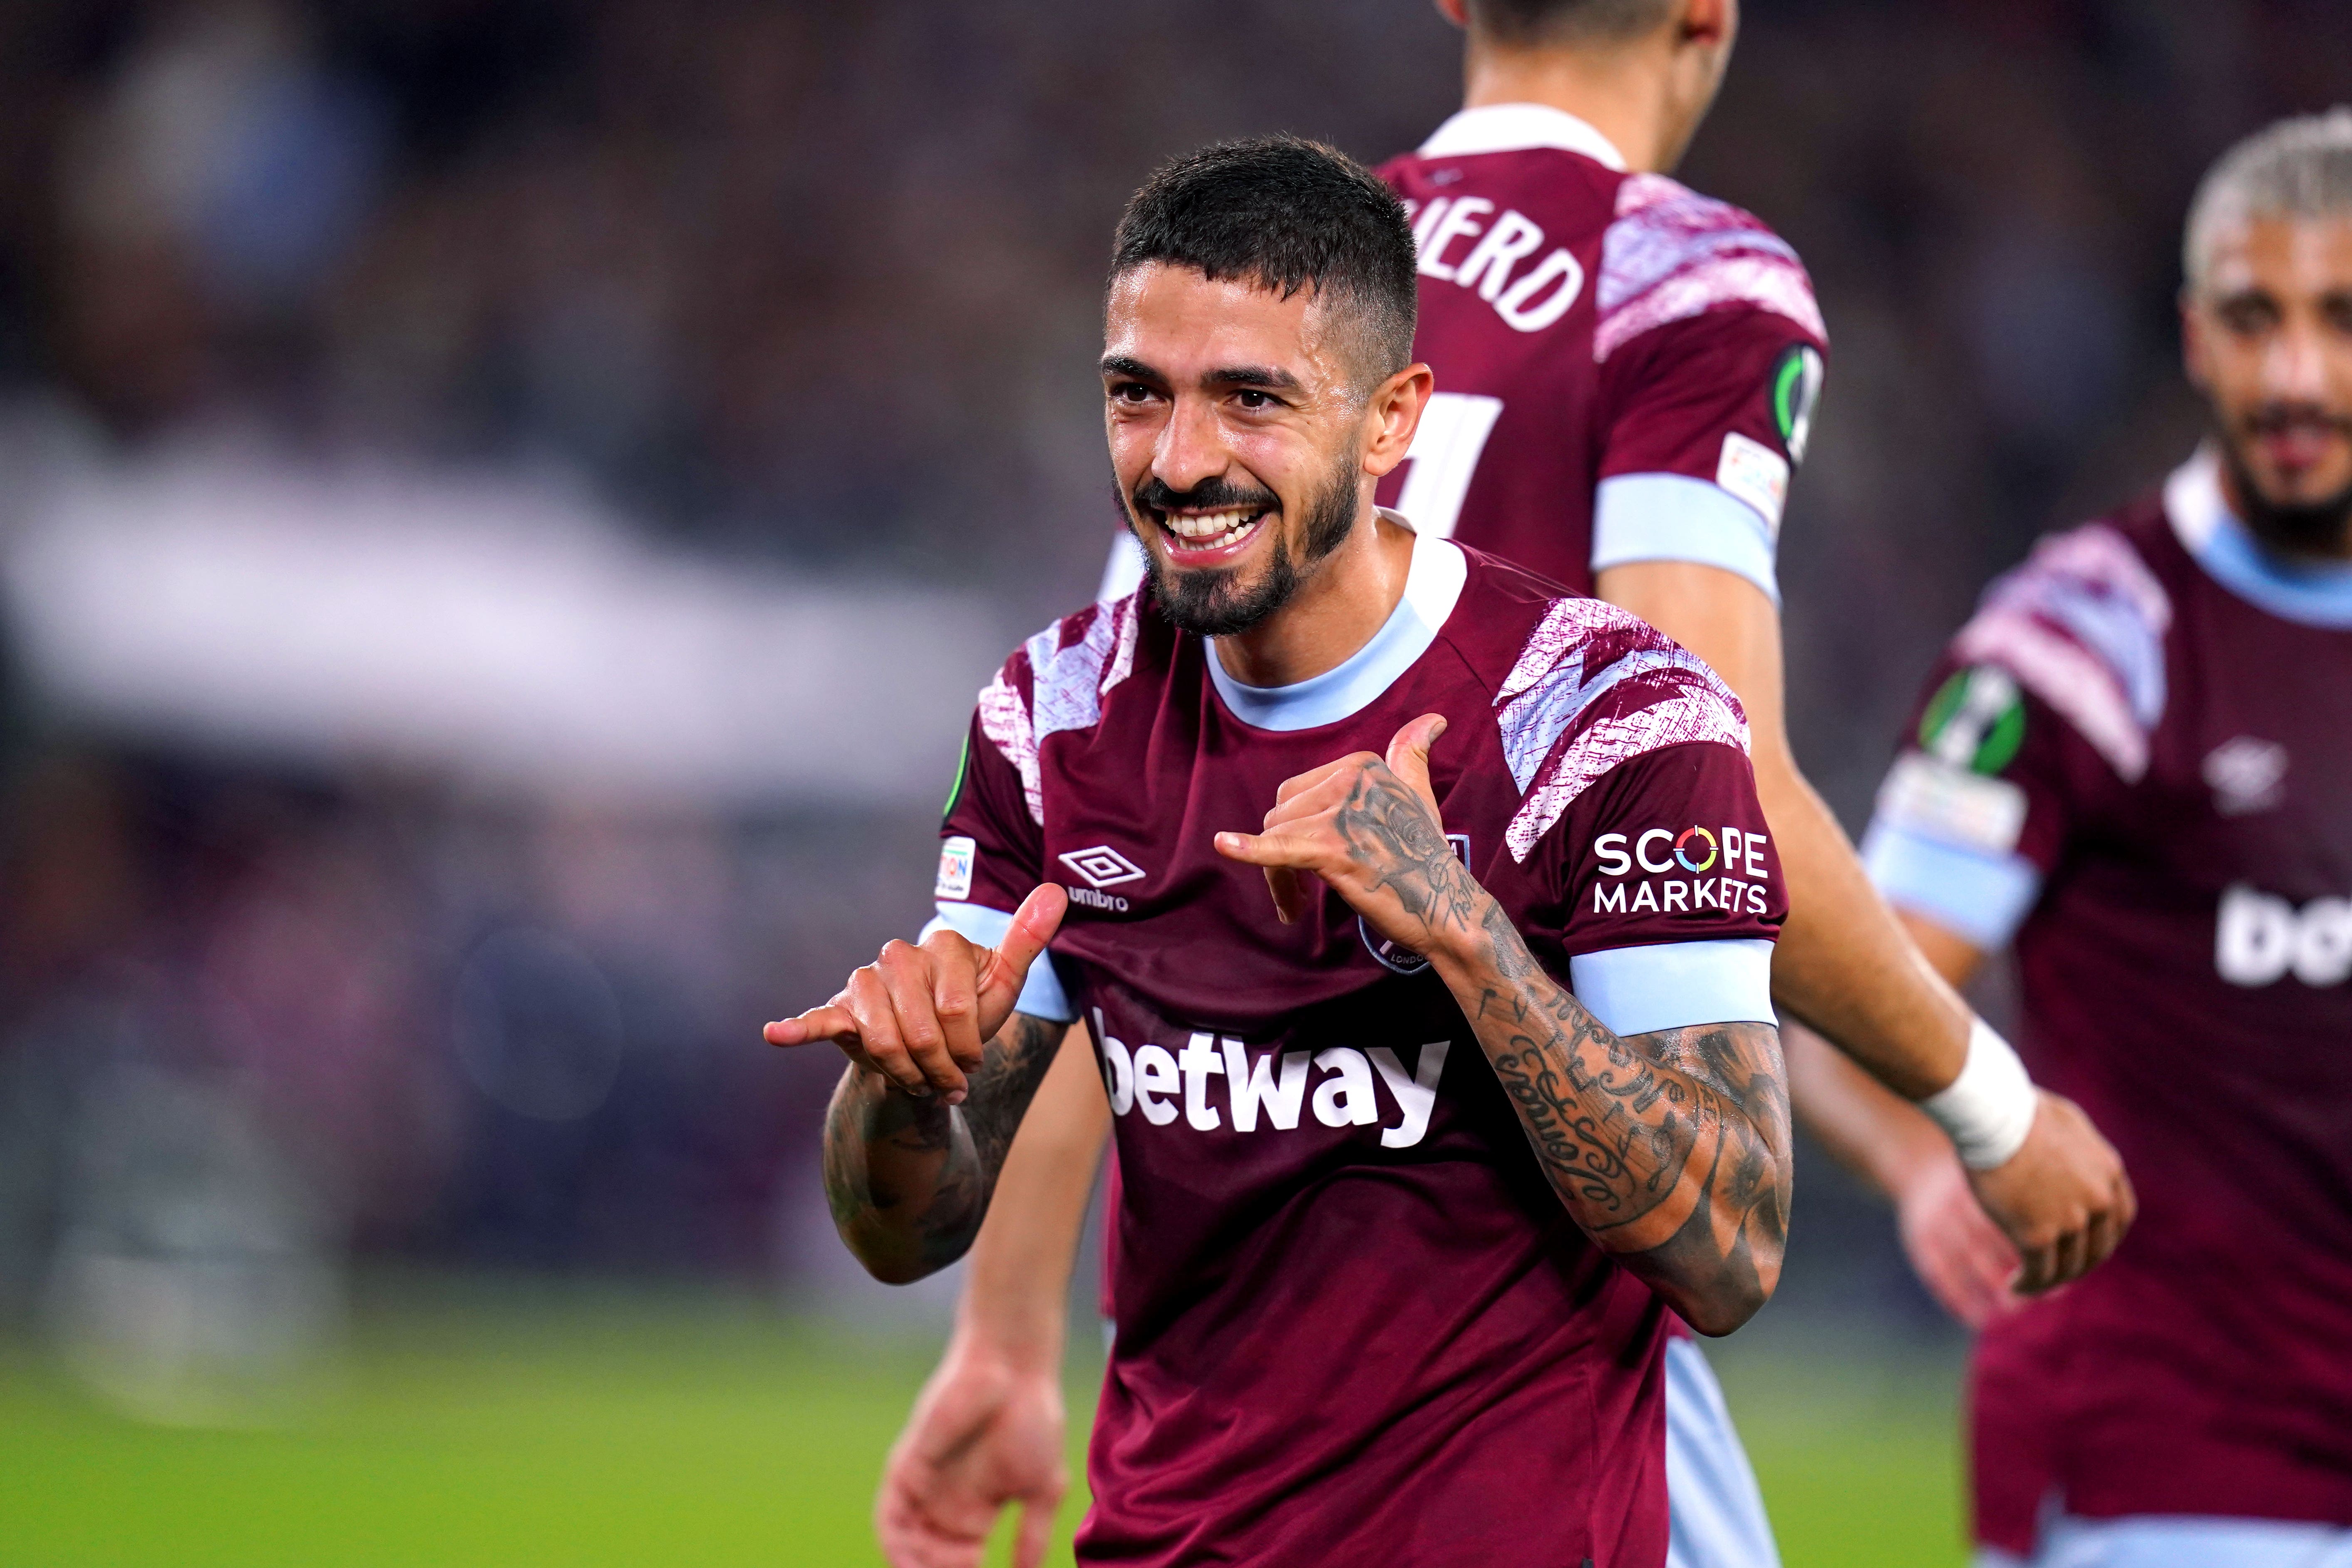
top-left (769, 139), bottom-right (1796, 1567)
top-left (869, 2), bottom-right (2133, 1564)
top-left (1790, 111), bottom-right (2352, 1567)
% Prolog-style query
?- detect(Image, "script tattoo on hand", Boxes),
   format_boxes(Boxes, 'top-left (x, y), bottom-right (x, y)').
top-left (822, 1011), bottom-right (1066, 1284)
top-left (1442, 908), bottom-right (1791, 1334)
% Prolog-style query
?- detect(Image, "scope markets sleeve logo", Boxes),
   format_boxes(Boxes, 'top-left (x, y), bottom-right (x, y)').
top-left (1591, 824), bottom-right (1771, 917)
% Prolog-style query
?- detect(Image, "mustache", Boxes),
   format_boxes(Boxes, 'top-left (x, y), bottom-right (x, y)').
top-left (1129, 475), bottom-right (1279, 517)
top-left (2240, 402), bottom-right (2352, 439)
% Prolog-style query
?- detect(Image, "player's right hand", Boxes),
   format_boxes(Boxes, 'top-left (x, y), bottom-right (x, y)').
top-left (1967, 1089), bottom-right (2136, 1296)
top-left (876, 1338), bottom-right (1068, 1568)
top-left (763, 883), bottom-right (1067, 1104)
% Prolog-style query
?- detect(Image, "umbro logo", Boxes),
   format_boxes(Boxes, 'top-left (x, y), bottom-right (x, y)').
top-left (2203, 736), bottom-right (2287, 817)
top-left (1059, 845), bottom-right (1146, 890)
top-left (1059, 844), bottom-right (1144, 914)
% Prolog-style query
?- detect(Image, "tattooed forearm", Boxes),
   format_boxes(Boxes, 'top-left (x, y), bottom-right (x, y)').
top-left (1251, 743), bottom-right (1786, 1328)
top-left (1436, 913), bottom-right (1791, 1335)
top-left (822, 1012), bottom-right (1069, 1284)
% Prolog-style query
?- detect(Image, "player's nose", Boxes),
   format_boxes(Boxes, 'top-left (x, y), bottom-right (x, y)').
top-left (1151, 393), bottom-right (1231, 496)
top-left (2260, 320), bottom-right (2330, 403)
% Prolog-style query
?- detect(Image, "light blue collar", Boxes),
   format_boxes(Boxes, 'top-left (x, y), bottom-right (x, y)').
top-left (1417, 104), bottom-right (1628, 171)
top-left (1206, 518), bottom-right (1469, 732)
top-left (2166, 449), bottom-right (2352, 630)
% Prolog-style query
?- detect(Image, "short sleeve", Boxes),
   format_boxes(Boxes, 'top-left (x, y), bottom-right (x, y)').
top-left (931, 677), bottom-right (1076, 1022)
top-left (1531, 740), bottom-right (1787, 1038)
top-left (1859, 660), bottom-right (2102, 953)
top-left (1860, 521), bottom-right (2164, 952)
top-left (1591, 309), bottom-right (1824, 605)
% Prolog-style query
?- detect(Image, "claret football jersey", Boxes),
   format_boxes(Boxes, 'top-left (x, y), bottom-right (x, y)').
top-left (1099, 104), bottom-right (1828, 609)
top-left (1860, 449), bottom-right (2352, 1545)
top-left (936, 523), bottom-right (1786, 1568)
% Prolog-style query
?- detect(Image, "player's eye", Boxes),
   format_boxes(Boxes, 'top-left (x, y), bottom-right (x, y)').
top-left (2216, 295), bottom-right (2279, 336)
top-left (2321, 293), bottom-right (2352, 335)
top-left (1233, 389), bottom-right (1275, 410)
top-left (1109, 382), bottom-right (1157, 404)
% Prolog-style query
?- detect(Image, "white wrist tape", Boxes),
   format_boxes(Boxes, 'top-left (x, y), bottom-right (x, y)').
top-left (1919, 1019), bottom-right (2038, 1169)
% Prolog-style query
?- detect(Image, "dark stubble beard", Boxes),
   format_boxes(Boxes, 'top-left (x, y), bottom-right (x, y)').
top-left (1126, 453), bottom-right (1363, 637)
top-left (2221, 411), bottom-right (2352, 559)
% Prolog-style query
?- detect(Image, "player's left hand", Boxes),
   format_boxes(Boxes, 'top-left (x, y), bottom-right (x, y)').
top-left (1214, 713), bottom-right (1477, 961)
top-left (763, 883), bottom-right (1067, 1103)
top-left (1895, 1151), bottom-right (2024, 1328)
top-left (874, 1335), bottom-right (1067, 1568)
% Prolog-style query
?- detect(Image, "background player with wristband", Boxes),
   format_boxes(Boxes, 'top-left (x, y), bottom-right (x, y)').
top-left (870, 4), bottom-right (2134, 1565)
top-left (1792, 111), bottom-right (2352, 1567)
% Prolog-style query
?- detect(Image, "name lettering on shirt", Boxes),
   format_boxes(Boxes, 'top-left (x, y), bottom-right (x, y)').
top-left (1096, 1009), bottom-right (1451, 1150)
top-left (1404, 196), bottom-right (1586, 334)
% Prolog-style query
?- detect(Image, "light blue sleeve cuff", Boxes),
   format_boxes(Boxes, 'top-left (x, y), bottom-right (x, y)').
top-left (923, 901), bottom-right (1077, 1022)
top-left (1569, 938), bottom-right (1776, 1037)
top-left (1859, 819), bottom-right (2042, 951)
top-left (1592, 474), bottom-right (1780, 605)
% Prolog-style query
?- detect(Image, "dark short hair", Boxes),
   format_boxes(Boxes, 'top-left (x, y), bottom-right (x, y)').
top-left (1466, 0), bottom-right (1673, 46)
top-left (1109, 135), bottom-right (1417, 386)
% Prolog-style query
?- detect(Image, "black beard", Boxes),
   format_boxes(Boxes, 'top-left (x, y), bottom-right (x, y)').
top-left (1125, 459), bottom-right (1361, 637)
top-left (2221, 416), bottom-right (2352, 558)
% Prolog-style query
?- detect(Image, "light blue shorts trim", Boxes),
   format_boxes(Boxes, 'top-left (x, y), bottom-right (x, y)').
top-left (1980, 1513), bottom-right (2352, 1568)
top-left (1666, 1336), bottom-right (1781, 1568)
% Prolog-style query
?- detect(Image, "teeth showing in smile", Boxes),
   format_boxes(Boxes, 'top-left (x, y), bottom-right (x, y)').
top-left (1165, 509), bottom-right (1260, 544)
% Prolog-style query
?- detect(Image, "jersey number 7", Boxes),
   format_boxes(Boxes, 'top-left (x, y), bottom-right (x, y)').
top-left (1393, 392), bottom-right (1503, 538)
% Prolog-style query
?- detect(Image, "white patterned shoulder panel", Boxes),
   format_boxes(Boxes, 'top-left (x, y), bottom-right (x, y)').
top-left (1949, 523), bottom-right (2171, 781)
top-left (1595, 173), bottom-right (1826, 362)
top-left (1497, 598), bottom-right (1752, 861)
top-left (978, 592), bottom-right (1142, 826)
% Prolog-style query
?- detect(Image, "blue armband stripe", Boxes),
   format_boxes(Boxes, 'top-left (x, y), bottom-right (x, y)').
top-left (1858, 819), bottom-right (2042, 951)
top-left (1569, 938), bottom-right (1776, 1037)
top-left (1592, 474), bottom-right (1780, 605)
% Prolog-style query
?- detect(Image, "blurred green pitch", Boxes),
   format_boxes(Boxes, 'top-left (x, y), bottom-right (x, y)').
top-left (0, 1276), bottom-right (1965, 1566)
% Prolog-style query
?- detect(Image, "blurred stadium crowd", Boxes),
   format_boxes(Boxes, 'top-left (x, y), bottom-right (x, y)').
top-left (0, 0), bottom-right (2341, 1401)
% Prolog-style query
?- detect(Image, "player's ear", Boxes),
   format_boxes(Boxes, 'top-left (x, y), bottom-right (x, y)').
top-left (1362, 363), bottom-right (1434, 479)
top-left (1680, 0), bottom-right (1735, 47)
